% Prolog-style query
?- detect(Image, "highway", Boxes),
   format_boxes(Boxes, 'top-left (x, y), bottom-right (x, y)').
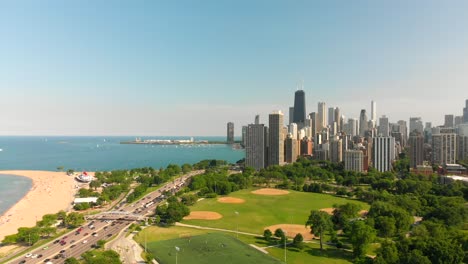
top-left (8, 170), bottom-right (203, 264)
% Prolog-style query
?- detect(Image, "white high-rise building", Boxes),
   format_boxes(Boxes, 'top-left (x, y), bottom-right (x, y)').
top-left (409, 117), bottom-right (424, 134)
top-left (432, 133), bottom-right (457, 165)
top-left (371, 100), bottom-right (377, 122)
top-left (372, 136), bottom-right (396, 172)
top-left (317, 102), bottom-right (327, 133)
top-left (344, 150), bottom-right (364, 172)
top-left (348, 118), bottom-right (359, 137)
top-left (268, 110), bottom-right (285, 166)
top-left (289, 123), bottom-right (298, 139)
top-left (328, 107), bottom-right (336, 126)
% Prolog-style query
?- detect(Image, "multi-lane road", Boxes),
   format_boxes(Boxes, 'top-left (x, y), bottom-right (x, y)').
top-left (8, 170), bottom-right (204, 264)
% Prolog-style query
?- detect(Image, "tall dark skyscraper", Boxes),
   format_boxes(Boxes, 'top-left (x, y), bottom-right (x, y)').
top-left (293, 90), bottom-right (306, 125)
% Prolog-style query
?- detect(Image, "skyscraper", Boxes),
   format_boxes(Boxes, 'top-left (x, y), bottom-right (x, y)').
top-left (289, 107), bottom-right (294, 125)
top-left (397, 120), bottom-right (408, 147)
top-left (344, 150), bottom-right (364, 172)
top-left (444, 114), bottom-right (454, 128)
top-left (285, 133), bottom-right (299, 163)
top-left (463, 99), bottom-right (468, 123)
top-left (371, 100), bottom-right (377, 122)
top-left (409, 117), bottom-right (424, 134)
top-left (359, 109), bottom-right (368, 137)
top-left (330, 136), bottom-right (343, 163)
top-left (408, 131), bottom-right (424, 168)
top-left (293, 90), bottom-right (306, 125)
top-left (317, 102), bottom-right (326, 132)
top-left (328, 107), bottom-right (335, 126)
top-left (268, 111), bottom-right (285, 166)
top-left (378, 115), bottom-right (389, 137)
top-left (348, 118), bottom-right (358, 137)
top-left (455, 116), bottom-right (463, 127)
top-left (334, 107), bottom-right (341, 132)
top-left (432, 132), bottom-right (457, 165)
top-left (309, 112), bottom-right (317, 137)
top-left (227, 122), bottom-right (234, 144)
top-left (372, 136), bottom-right (396, 172)
top-left (289, 123), bottom-right (298, 139)
top-left (245, 120), bottom-right (267, 170)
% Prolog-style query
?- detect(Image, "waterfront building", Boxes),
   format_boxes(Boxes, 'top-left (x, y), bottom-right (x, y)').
top-left (268, 111), bottom-right (285, 166)
top-left (241, 126), bottom-right (247, 147)
top-left (371, 100), bottom-right (377, 122)
top-left (359, 109), bottom-right (368, 137)
top-left (344, 150), bottom-right (364, 172)
top-left (372, 136), bottom-right (396, 172)
top-left (317, 102), bottom-right (327, 132)
top-left (309, 112), bottom-right (317, 138)
top-left (444, 114), bottom-right (454, 128)
top-left (348, 118), bottom-right (358, 137)
top-left (432, 132), bottom-right (457, 165)
top-left (227, 122), bottom-right (234, 144)
top-left (293, 90), bottom-right (306, 126)
top-left (408, 131), bottom-right (424, 168)
top-left (245, 121), bottom-right (267, 170)
top-left (378, 115), bottom-right (389, 137)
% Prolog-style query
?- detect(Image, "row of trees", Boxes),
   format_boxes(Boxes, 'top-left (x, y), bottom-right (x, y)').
top-left (2, 211), bottom-right (85, 245)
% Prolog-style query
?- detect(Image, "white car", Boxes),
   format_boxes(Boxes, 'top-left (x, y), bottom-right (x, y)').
top-left (93, 233), bottom-right (98, 237)
top-left (25, 253), bottom-right (32, 258)
top-left (31, 254), bottom-right (38, 258)
top-left (82, 240), bottom-right (88, 244)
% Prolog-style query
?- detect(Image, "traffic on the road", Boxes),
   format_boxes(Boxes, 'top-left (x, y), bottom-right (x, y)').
top-left (8, 170), bottom-right (203, 264)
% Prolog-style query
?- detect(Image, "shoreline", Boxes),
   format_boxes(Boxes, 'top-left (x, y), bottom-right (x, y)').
top-left (0, 171), bottom-right (77, 242)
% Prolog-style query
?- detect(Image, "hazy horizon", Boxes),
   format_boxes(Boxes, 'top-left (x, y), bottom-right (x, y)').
top-left (1, 1), bottom-right (468, 136)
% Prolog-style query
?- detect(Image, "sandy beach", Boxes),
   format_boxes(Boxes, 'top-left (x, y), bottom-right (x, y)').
top-left (0, 171), bottom-right (77, 242)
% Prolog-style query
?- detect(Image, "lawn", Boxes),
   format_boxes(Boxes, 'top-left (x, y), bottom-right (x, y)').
top-left (144, 232), bottom-right (282, 264)
top-left (181, 188), bottom-right (369, 235)
top-left (135, 226), bottom-right (354, 264)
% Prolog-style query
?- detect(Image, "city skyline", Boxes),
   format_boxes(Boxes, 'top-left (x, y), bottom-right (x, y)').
top-left (1, 1), bottom-right (468, 136)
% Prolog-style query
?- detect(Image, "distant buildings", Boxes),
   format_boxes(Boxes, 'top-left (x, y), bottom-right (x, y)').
top-left (227, 122), bottom-right (234, 144)
top-left (317, 102), bottom-right (326, 132)
top-left (268, 111), bottom-right (285, 166)
top-left (432, 132), bottom-right (457, 165)
top-left (344, 150), bottom-right (364, 172)
top-left (464, 99), bottom-right (468, 124)
top-left (444, 114), bottom-right (454, 128)
top-left (409, 117), bottom-right (424, 134)
top-left (372, 136), bottom-right (395, 172)
top-left (245, 118), bottom-right (267, 170)
top-left (293, 90), bottom-right (306, 127)
top-left (371, 100), bottom-right (377, 122)
top-left (359, 109), bottom-right (368, 137)
top-left (284, 133), bottom-right (299, 163)
top-left (378, 115), bottom-right (389, 137)
top-left (408, 131), bottom-right (424, 168)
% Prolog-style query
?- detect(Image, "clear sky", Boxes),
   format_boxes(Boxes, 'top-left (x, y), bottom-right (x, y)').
top-left (1, 0), bottom-right (467, 136)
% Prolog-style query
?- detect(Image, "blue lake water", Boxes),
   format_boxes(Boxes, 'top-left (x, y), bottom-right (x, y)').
top-left (0, 136), bottom-right (244, 215)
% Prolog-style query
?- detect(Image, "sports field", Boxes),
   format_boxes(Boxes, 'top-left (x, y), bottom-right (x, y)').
top-left (145, 232), bottom-right (282, 264)
top-left (181, 188), bottom-right (369, 235)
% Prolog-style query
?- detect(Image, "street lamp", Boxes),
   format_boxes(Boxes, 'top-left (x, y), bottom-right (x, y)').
top-left (175, 246), bottom-right (180, 264)
top-left (235, 211), bottom-right (239, 238)
top-left (284, 231), bottom-right (287, 264)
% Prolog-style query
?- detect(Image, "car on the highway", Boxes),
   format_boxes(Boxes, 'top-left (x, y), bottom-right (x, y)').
top-left (19, 260), bottom-right (26, 264)
top-left (43, 259), bottom-right (50, 263)
top-left (25, 253), bottom-right (32, 258)
top-left (70, 245), bottom-right (76, 248)
top-left (60, 250), bottom-right (65, 254)
top-left (82, 240), bottom-right (88, 244)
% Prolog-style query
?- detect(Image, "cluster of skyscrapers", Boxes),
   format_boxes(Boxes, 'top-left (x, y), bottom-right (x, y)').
top-left (237, 90), bottom-right (468, 173)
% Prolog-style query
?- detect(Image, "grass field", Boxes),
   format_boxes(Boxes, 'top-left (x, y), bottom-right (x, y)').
top-left (181, 188), bottom-right (369, 235)
top-left (135, 226), bottom-right (354, 264)
top-left (145, 232), bottom-right (282, 264)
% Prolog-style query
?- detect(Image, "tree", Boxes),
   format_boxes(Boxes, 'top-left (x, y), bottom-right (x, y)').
top-left (82, 249), bottom-right (122, 264)
top-left (305, 210), bottom-right (333, 250)
top-left (374, 240), bottom-right (399, 264)
top-left (96, 239), bottom-right (106, 249)
top-left (64, 257), bottom-right (80, 264)
top-left (374, 216), bottom-right (396, 238)
top-left (263, 229), bottom-right (272, 242)
top-left (89, 180), bottom-right (101, 190)
top-left (332, 203), bottom-right (361, 231)
top-left (65, 212), bottom-right (85, 228)
top-left (274, 228), bottom-right (286, 246)
top-left (349, 221), bottom-right (376, 258)
top-left (293, 233), bottom-right (304, 249)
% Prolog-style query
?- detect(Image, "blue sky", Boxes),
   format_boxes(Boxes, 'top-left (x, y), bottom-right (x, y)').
top-left (0, 0), bottom-right (467, 135)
